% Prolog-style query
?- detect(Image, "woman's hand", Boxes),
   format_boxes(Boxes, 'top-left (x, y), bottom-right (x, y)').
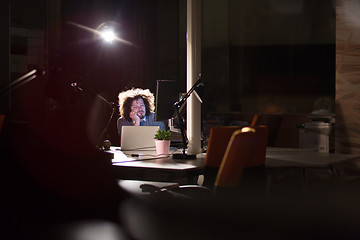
top-left (130, 111), bottom-right (140, 126)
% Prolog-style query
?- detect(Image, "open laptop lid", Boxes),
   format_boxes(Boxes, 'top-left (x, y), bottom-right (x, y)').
top-left (121, 126), bottom-right (160, 151)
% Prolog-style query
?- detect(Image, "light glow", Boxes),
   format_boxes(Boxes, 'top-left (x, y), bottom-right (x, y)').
top-left (67, 21), bottom-right (135, 46)
top-left (100, 29), bottom-right (116, 43)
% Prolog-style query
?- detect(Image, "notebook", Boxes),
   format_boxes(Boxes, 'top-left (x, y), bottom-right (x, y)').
top-left (120, 126), bottom-right (160, 151)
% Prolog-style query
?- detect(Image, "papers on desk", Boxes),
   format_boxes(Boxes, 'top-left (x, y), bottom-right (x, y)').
top-left (108, 146), bottom-right (160, 162)
top-left (107, 146), bottom-right (198, 170)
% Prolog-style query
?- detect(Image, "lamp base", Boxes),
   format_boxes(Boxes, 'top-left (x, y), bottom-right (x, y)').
top-left (172, 153), bottom-right (197, 160)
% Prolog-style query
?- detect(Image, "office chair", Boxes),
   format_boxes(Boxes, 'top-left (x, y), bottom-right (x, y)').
top-left (158, 125), bottom-right (269, 200)
top-left (202, 126), bottom-right (244, 188)
top-left (214, 126), bottom-right (268, 197)
top-left (204, 113), bottom-right (259, 169)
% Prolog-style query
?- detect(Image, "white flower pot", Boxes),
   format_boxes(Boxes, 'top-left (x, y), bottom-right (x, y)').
top-left (155, 140), bottom-right (171, 156)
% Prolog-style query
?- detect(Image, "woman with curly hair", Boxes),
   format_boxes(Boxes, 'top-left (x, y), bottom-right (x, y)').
top-left (117, 88), bottom-right (165, 137)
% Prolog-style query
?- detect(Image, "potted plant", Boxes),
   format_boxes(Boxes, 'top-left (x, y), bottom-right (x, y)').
top-left (154, 129), bottom-right (171, 156)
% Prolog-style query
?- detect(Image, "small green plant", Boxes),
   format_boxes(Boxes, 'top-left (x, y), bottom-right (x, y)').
top-left (154, 129), bottom-right (171, 140)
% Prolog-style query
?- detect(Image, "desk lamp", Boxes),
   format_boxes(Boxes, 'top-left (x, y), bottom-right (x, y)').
top-left (70, 81), bottom-right (118, 150)
top-left (66, 20), bottom-right (135, 149)
top-left (172, 75), bottom-right (203, 159)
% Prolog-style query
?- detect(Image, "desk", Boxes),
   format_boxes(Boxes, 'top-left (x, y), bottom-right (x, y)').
top-left (108, 147), bottom-right (205, 184)
top-left (265, 147), bottom-right (360, 195)
top-left (109, 146), bottom-right (360, 184)
top-left (265, 147), bottom-right (360, 168)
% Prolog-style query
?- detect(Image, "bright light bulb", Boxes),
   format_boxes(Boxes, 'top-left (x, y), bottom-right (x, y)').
top-left (101, 29), bottom-right (116, 43)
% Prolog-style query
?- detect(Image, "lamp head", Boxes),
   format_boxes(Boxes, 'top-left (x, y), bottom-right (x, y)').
top-left (100, 28), bottom-right (116, 43)
top-left (96, 21), bottom-right (120, 44)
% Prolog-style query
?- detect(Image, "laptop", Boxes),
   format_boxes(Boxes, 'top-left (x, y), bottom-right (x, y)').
top-left (120, 126), bottom-right (160, 151)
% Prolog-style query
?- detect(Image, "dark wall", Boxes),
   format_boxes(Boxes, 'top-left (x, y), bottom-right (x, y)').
top-left (2, 0), bottom-right (336, 145)
top-left (58, 0), bottom-right (159, 99)
top-left (0, 1), bottom-right (10, 113)
top-left (202, 0), bottom-right (335, 114)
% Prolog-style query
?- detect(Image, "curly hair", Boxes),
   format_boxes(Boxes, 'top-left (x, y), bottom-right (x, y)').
top-left (118, 88), bottom-right (155, 122)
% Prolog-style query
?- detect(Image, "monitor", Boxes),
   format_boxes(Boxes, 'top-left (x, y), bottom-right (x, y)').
top-left (155, 80), bottom-right (185, 122)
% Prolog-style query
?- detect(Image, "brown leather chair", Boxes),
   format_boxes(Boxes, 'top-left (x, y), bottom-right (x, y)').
top-left (203, 126), bottom-right (244, 188)
top-left (204, 113), bottom-right (261, 169)
top-left (166, 125), bottom-right (269, 199)
top-left (215, 125), bottom-right (268, 189)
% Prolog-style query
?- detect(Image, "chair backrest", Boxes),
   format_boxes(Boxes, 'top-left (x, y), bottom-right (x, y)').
top-left (248, 125), bottom-right (268, 167)
top-left (214, 125), bottom-right (268, 188)
top-left (205, 126), bottom-right (243, 168)
top-left (202, 126), bottom-right (244, 188)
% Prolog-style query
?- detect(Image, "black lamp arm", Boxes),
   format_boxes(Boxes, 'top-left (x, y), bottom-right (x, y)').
top-left (97, 104), bottom-right (118, 149)
top-left (173, 75), bottom-right (203, 108)
top-left (174, 103), bottom-right (188, 155)
top-left (172, 74), bottom-right (203, 157)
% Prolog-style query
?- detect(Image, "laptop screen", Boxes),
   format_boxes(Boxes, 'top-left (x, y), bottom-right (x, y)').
top-left (120, 126), bottom-right (160, 151)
